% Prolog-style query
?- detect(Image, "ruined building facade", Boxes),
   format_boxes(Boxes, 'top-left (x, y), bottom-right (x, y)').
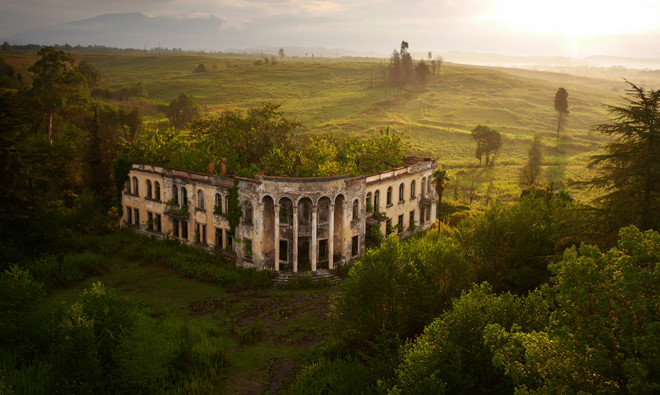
top-left (121, 158), bottom-right (438, 272)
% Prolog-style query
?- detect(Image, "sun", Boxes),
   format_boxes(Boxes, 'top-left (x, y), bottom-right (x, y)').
top-left (490, 0), bottom-right (659, 37)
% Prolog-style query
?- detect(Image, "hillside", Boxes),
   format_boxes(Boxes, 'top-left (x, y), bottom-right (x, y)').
top-left (4, 51), bottom-right (627, 203)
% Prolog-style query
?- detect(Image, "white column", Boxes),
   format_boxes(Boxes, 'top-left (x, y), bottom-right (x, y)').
top-left (274, 204), bottom-right (280, 271)
top-left (328, 203), bottom-right (335, 270)
top-left (292, 203), bottom-right (298, 273)
top-left (311, 205), bottom-right (317, 272)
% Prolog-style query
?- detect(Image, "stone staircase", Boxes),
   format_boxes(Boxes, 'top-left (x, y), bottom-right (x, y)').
top-left (272, 269), bottom-right (343, 286)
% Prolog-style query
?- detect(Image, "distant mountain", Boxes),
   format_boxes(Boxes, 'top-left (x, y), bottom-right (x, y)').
top-left (9, 12), bottom-right (226, 50)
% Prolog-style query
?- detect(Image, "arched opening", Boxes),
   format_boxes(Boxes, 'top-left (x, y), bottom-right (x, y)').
top-left (318, 197), bottom-right (330, 223)
top-left (297, 197), bottom-right (313, 271)
top-left (411, 180), bottom-right (416, 199)
top-left (215, 193), bottom-right (222, 214)
top-left (262, 196), bottom-right (275, 269)
top-left (146, 180), bottom-right (152, 198)
top-left (374, 190), bottom-right (380, 212)
top-left (421, 177), bottom-right (426, 197)
top-left (366, 192), bottom-right (372, 212)
top-left (317, 197), bottom-right (332, 270)
top-left (352, 199), bottom-right (359, 220)
top-left (133, 177), bottom-right (139, 196)
top-left (154, 182), bottom-right (161, 200)
top-left (279, 197), bottom-right (293, 224)
top-left (387, 186), bottom-right (392, 205)
top-left (198, 189), bottom-right (205, 209)
top-left (278, 197), bottom-right (294, 272)
top-left (181, 187), bottom-right (188, 207)
top-left (399, 183), bottom-right (405, 201)
top-left (172, 185), bottom-right (178, 205)
top-left (334, 194), bottom-right (345, 265)
top-left (244, 201), bottom-right (253, 224)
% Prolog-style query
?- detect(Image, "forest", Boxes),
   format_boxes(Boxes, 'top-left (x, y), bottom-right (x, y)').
top-left (1, 46), bottom-right (659, 393)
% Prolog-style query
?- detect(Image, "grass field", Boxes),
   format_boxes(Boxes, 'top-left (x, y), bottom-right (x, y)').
top-left (3, 51), bottom-right (635, 205)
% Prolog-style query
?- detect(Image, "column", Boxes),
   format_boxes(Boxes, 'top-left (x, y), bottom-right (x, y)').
top-left (292, 203), bottom-right (298, 273)
top-left (274, 204), bottom-right (280, 271)
top-left (328, 203), bottom-right (335, 270)
top-left (311, 205), bottom-right (317, 272)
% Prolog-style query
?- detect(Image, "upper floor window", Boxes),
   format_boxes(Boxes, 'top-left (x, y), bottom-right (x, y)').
top-left (154, 181), bottom-right (161, 201)
top-left (132, 177), bottom-right (139, 196)
top-left (410, 180), bottom-right (416, 199)
top-left (224, 195), bottom-right (229, 214)
top-left (181, 187), bottom-right (188, 206)
top-left (399, 183), bottom-right (405, 202)
top-left (215, 193), bottom-right (222, 214)
top-left (366, 192), bottom-right (372, 211)
top-left (244, 201), bottom-right (253, 224)
top-left (374, 190), bottom-right (380, 212)
top-left (421, 177), bottom-right (426, 197)
top-left (352, 199), bottom-right (359, 220)
top-left (428, 177), bottom-right (433, 193)
top-left (386, 187), bottom-right (392, 205)
top-left (197, 189), bottom-right (205, 209)
top-left (172, 185), bottom-right (178, 205)
top-left (146, 180), bottom-right (153, 199)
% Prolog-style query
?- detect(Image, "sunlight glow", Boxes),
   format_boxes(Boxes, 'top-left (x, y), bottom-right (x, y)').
top-left (489, 0), bottom-right (659, 37)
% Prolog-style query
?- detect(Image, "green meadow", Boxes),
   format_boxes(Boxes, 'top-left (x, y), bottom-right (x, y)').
top-left (6, 51), bottom-right (627, 204)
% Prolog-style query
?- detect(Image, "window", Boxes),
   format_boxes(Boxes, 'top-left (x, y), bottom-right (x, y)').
top-left (319, 200), bottom-right (329, 222)
top-left (351, 235), bottom-right (359, 256)
top-left (244, 202), bottom-right (253, 224)
top-left (215, 193), bottom-right (222, 214)
top-left (244, 239), bottom-right (252, 259)
top-left (279, 240), bottom-right (288, 261)
top-left (126, 206), bottom-right (132, 224)
top-left (386, 187), bottom-right (392, 205)
top-left (374, 190), bottom-right (380, 212)
top-left (224, 195), bottom-right (229, 215)
top-left (134, 208), bottom-right (139, 226)
top-left (428, 177), bottom-right (433, 193)
top-left (410, 181), bottom-right (416, 199)
top-left (352, 199), bottom-right (359, 220)
top-left (155, 182), bottom-right (161, 201)
top-left (280, 204), bottom-right (289, 224)
top-left (133, 177), bottom-right (139, 196)
top-left (155, 214), bottom-right (162, 232)
top-left (197, 190), bottom-right (205, 210)
top-left (421, 177), bottom-right (426, 197)
top-left (147, 212), bottom-right (154, 230)
top-left (172, 185), bottom-right (178, 205)
top-left (319, 239), bottom-right (328, 261)
top-left (195, 223), bottom-right (206, 244)
top-left (386, 219), bottom-right (392, 235)
top-left (215, 228), bottom-right (223, 248)
top-left (181, 188), bottom-right (188, 206)
top-left (419, 207), bottom-right (425, 224)
top-left (181, 220), bottom-right (188, 239)
top-left (399, 183), bottom-right (405, 201)
top-left (409, 210), bottom-right (415, 229)
top-left (173, 218), bottom-right (179, 237)
top-left (426, 206), bottom-right (431, 221)
top-left (146, 180), bottom-right (152, 199)
top-left (398, 214), bottom-right (404, 232)
top-left (126, 179), bottom-right (131, 194)
top-left (366, 192), bottom-right (372, 211)
top-left (226, 232), bottom-right (233, 250)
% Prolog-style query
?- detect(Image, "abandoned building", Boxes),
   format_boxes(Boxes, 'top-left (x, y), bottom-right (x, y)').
top-left (121, 157), bottom-right (438, 272)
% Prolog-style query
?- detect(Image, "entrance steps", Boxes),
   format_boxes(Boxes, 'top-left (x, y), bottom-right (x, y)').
top-left (272, 269), bottom-right (343, 286)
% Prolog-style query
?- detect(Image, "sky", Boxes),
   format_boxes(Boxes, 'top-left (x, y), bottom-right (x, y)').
top-left (2, 0), bottom-right (660, 58)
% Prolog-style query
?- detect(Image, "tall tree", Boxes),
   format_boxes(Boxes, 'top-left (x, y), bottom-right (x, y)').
top-left (554, 87), bottom-right (569, 139)
top-left (433, 169), bottom-right (450, 220)
top-left (28, 47), bottom-right (88, 144)
top-left (519, 135), bottom-right (544, 187)
top-left (471, 125), bottom-right (503, 167)
top-left (167, 92), bottom-right (201, 129)
top-left (278, 48), bottom-right (285, 61)
top-left (587, 81), bottom-right (660, 232)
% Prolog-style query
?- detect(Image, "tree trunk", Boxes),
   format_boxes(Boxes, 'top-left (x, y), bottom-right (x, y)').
top-left (48, 113), bottom-right (53, 145)
top-left (556, 112), bottom-right (562, 140)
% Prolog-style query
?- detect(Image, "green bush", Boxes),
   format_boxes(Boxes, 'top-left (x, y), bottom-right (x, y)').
top-left (288, 356), bottom-right (374, 395)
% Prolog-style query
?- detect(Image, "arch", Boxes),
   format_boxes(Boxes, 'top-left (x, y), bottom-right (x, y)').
top-left (366, 192), bottom-right (372, 211)
top-left (197, 189), bottom-right (205, 209)
top-left (410, 180), bottom-right (416, 199)
top-left (172, 185), bottom-right (178, 204)
top-left (421, 177), bottom-right (426, 197)
top-left (133, 177), bottom-right (139, 196)
top-left (318, 197), bottom-right (331, 223)
top-left (298, 197), bottom-right (313, 227)
top-left (146, 180), bottom-right (153, 198)
top-left (215, 193), bottom-right (222, 214)
top-left (387, 186), bottom-right (392, 205)
top-left (399, 183), bottom-right (405, 201)
top-left (181, 187), bottom-right (188, 206)
top-left (262, 195), bottom-right (275, 268)
top-left (278, 197), bottom-right (293, 224)
top-left (154, 181), bottom-right (161, 200)
top-left (334, 194), bottom-right (346, 263)
top-left (352, 199), bottom-right (359, 220)
top-left (374, 190), bottom-right (380, 212)
top-left (224, 195), bottom-right (229, 214)
top-left (428, 177), bottom-right (433, 193)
